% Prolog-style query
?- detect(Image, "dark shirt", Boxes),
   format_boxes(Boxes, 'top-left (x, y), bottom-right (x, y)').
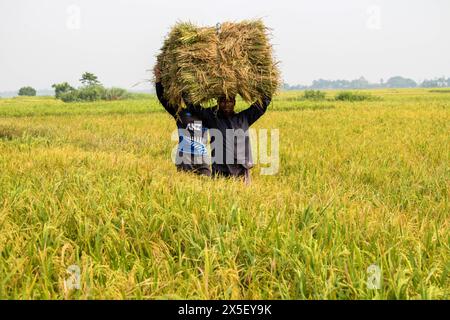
top-left (155, 82), bottom-right (210, 174)
top-left (189, 96), bottom-right (271, 177)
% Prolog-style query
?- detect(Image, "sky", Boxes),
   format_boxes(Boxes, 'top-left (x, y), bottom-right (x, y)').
top-left (0, 0), bottom-right (449, 91)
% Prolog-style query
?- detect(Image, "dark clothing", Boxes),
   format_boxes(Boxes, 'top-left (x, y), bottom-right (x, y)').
top-left (177, 163), bottom-right (211, 176)
top-left (212, 164), bottom-right (247, 177)
top-left (155, 82), bottom-right (211, 176)
top-left (189, 97), bottom-right (271, 177)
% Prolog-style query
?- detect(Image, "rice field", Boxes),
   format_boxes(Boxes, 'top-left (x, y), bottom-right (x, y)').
top-left (0, 89), bottom-right (448, 299)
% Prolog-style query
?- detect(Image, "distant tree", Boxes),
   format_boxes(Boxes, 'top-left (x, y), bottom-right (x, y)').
top-left (421, 79), bottom-right (435, 88)
top-left (59, 90), bottom-right (80, 102)
top-left (335, 91), bottom-right (373, 101)
top-left (282, 82), bottom-right (291, 90)
top-left (76, 85), bottom-right (105, 101)
top-left (385, 76), bottom-right (417, 88)
top-left (421, 77), bottom-right (449, 88)
top-left (281, 82), bottom-right (307, 91)
top-left (283, 75), bottom-right (449, 91)
top-left (311, 79), bottom-right (353, 89)
top-left (303, 90), bottom-right (326, 100)
top-left (18, 86), bottom-right (37, 96)
top-left (52, 82), bottom-right (75, 99)
top-left (102, 87), bottom-right (129, 100)
top-left (80, 72), bottom-right (101, 86)
top-left (436, 77), bottom-right (448, 87)
top-left (350, 76), bottom-right (370, 89)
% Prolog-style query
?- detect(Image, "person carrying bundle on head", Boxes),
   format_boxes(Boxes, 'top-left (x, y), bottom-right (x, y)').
top-left (154, 64), bottom-right (211, 176)
top-left (187, 92), bottom-right (272, 185)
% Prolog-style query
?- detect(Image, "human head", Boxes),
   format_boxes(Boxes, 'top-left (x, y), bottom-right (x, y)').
top-left (218, 95), bottom-right (236, 117)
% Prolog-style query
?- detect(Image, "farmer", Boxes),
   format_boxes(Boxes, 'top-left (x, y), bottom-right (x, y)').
top-left (187, 93), bottom-right (271, 184)
top-left (154, 65), bottom-right (211, 176)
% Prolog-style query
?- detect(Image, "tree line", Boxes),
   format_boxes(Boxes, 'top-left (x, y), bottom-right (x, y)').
top-left (14, 72), bottom-right (130, 102)
top-left (11, 74), bottom-right (450, 98)
top-left (51, 72), bottom-right (129, 102)
top-left (283, 76), bottom-right (450, 90)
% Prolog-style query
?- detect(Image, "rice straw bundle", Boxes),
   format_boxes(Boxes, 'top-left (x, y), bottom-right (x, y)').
top-left (155, 20), bottom-right (280, 110)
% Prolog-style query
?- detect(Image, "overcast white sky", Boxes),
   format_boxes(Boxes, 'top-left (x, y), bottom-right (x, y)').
top-left (0, 0), bottom-right (449, 91)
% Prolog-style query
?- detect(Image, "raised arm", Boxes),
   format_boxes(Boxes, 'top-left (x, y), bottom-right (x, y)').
top-left (155, 82), bottom-right (177, 118)
top-left (154, 65), bottom-right (177, 117)
top-left (238, 95), bottom-right (272, 126)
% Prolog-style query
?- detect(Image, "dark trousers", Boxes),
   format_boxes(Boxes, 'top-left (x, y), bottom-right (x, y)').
top-left (212, 165), bottom-right (251, 185)
top-left (176, 164), bottom-right (211, 177)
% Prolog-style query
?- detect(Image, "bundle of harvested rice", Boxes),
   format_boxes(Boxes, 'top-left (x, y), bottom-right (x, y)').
top-left (155, 19), bottom-right (280, 109)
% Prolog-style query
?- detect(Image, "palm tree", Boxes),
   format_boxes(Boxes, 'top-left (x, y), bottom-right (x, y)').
top-left (80, 72), bottom-right (100, 86)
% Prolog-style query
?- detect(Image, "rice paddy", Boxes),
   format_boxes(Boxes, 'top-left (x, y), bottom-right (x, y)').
top-left (0, 88), bottom-right (448, 299)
